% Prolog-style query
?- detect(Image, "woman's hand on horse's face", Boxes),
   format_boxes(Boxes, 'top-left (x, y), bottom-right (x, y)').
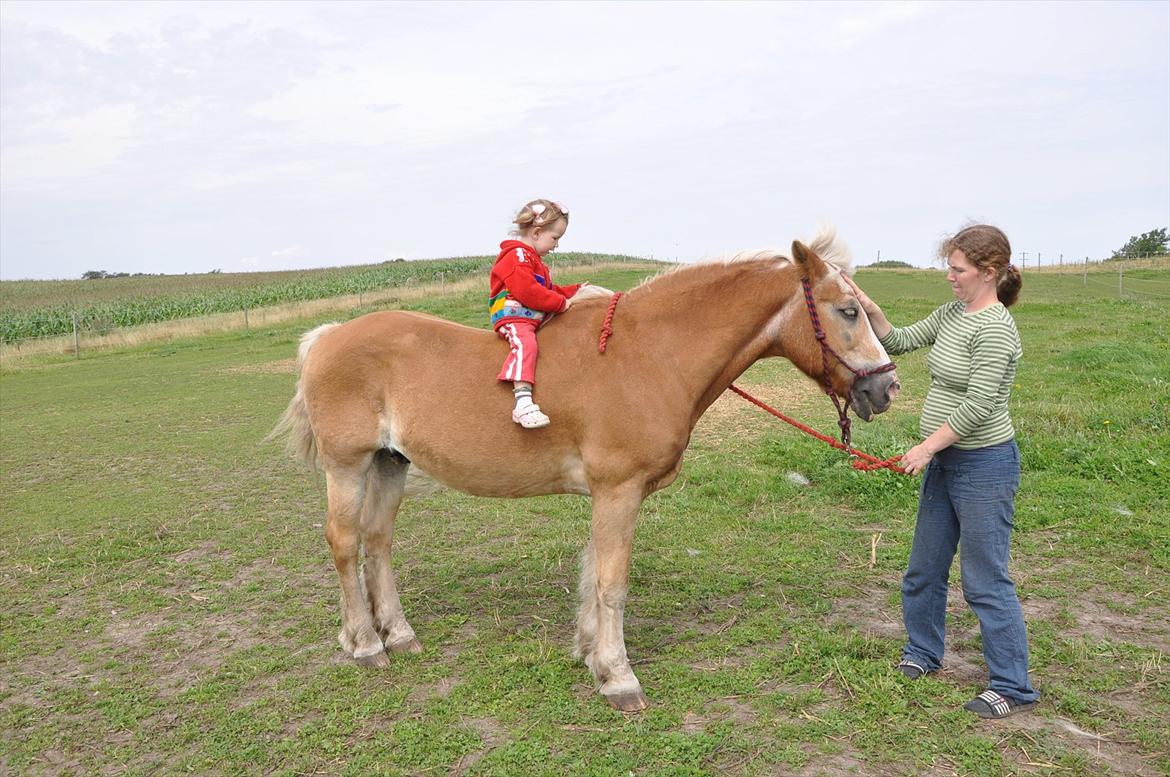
top-left (843, 275), bottom-right (882, 317)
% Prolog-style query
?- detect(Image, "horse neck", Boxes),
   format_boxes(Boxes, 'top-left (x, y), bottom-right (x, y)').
top-left (627, 259), bottom-right (801, 422)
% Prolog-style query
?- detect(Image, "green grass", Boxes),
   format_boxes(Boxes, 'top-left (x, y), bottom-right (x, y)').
top-left (1, 265), bottom-right (1167, 775)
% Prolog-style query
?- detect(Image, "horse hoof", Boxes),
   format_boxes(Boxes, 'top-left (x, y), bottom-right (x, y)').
top-left (355, 651), bottom-right (390, 669)
top-left (604, 689), bottom-right (649, 712)
top-left (388, 637), bottom-right (423, 655)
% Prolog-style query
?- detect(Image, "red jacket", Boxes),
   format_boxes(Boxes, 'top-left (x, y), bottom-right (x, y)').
top-left (488, 240), bottom-right (581, 331)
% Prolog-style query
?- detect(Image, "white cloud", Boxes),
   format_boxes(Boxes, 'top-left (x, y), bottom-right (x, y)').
top-left (1, 103), bottom-right (140, 190)
top-left (0, 1), bottom-right (1167, 279)
top-left (829, 1), bottom-right (937, 50)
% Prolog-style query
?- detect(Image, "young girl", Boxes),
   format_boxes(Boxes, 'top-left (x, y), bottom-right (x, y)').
top-left (489, 199), bottom-right (582, 429)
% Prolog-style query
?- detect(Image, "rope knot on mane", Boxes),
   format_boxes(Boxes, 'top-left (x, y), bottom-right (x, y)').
top-left (597, 292), bottom-right (624, 353)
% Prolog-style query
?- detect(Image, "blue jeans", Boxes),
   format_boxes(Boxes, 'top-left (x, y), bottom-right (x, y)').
top-left (901, 440), bottom-right (1039, 702)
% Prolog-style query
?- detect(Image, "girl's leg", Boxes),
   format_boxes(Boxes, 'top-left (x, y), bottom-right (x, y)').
top-left (901, 457), bottom-right (960, 672)
top-left (496, 322), bottom-right (548, 427)
top-left (954, 441), bottom-right (1038, 703)
top-left (512, 381), bottom-right (535, 411)
top-left (496, 322), bottom-right (540, 385)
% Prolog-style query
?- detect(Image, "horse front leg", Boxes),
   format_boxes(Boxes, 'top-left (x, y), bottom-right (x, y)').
top-left (360, 453), bottom-right (422, 655)
top-left (575, 482), bottom-right (649, 711)
top-left (324, 464), bottom-right (387, 667)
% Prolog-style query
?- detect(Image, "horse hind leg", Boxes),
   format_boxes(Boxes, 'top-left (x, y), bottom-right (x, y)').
top-left (324, 460), bottom-right (388, 667)
top-left (361, 450), bottom-right (422, 655)
top-left (573, 542), bottom-right (600, 663)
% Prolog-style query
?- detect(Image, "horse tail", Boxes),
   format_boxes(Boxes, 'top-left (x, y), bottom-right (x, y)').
top-left (266, 322), bottom-right (339, 469)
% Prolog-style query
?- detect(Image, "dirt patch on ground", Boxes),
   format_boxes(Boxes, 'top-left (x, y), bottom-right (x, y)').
top-left (1001, 712), bottom-right (1164, 777)
top-left (1069, 597), bottom-right (1169, 655)
top-left (1, 550), bottom-right (308, 718)
top-left (827, 578), bottom-right (902, 641)
top-left (450, 717), bottom-right (510, 775)
top-left (681, 695), bottom-right (758, 733)
top-left (789, 748), bottom-right (868, 777)
top-left (825, 580), bottom-right (1168, 775)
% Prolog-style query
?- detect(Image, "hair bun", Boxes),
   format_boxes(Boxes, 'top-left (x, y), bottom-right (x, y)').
top-left (997, 263), bottom-right (1022, 307)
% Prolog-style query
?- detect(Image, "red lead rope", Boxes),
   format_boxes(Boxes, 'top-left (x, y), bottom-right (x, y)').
top-left (597, 291), bottom-right (906, 474)
top-left (727, 385), bottom-right (906, 473)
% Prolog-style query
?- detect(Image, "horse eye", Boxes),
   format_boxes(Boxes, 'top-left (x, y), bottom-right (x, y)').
top-left (840, 307), bottom-right (859, 319)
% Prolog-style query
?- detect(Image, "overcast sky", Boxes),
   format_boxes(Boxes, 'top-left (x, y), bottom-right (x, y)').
top-left (1, 1), bottom-right (1167, 280)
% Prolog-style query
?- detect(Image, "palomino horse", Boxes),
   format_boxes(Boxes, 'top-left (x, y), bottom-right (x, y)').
top-left (271, 228), bottom-right (899, 711)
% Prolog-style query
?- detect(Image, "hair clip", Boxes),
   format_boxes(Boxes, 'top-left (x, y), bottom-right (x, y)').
top-left (553, 201), bottom-right (568, 215)
top-left (529, 203), bottom-right (547, 216)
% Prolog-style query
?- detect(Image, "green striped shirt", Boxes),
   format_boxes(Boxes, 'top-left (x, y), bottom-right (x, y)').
top-left (879, 300), bottom-right (1022, 449)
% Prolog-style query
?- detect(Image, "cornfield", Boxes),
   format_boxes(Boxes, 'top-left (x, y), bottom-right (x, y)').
top-left (0, 253), bottom-right (639, 343)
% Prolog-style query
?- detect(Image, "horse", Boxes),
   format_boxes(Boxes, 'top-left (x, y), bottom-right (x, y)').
top-left (270, 228), bottom-right (900, 711)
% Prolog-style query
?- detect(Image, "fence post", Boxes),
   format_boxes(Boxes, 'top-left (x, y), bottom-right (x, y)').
top-left (1083, 257), bottom-right (1088, 286)
top-left (1118, 262), bottom-right (1123, 298)
top-left (72, 313), bottom-right (80, 359)
top-left (359, 291), bottom-right (363, 307)
top-left (244, 306), bottom-right (249, 330)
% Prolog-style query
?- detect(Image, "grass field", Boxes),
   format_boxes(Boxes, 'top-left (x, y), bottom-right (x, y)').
top-left (1, 262), bottom-right (1167, 775)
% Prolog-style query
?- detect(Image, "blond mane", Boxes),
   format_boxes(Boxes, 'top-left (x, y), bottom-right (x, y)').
top-left (632, 225), bottom-right (853, 292)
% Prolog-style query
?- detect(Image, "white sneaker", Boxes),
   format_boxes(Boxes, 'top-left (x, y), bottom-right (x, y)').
top-left (512, 404), bottom-right (550, 429)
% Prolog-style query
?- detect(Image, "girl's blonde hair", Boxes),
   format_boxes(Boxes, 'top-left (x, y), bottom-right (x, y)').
top-left (512, 199), bottom-right (569, 232)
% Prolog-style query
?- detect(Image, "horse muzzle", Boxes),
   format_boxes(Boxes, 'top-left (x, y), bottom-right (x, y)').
top-left (851, 371), bottom-right (901, 421)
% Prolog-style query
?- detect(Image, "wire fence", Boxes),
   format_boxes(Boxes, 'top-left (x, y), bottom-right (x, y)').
top-left (874, 251), bottom-right (1169, 301)
top-left (1020, 255), bottom-right (1170, 301)
top-left (1, 253), bottom-right (1164, 360)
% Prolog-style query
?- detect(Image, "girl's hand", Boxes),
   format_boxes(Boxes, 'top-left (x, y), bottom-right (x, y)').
top-left (842, 275), bottom-right (882, 317)
top-left (901, 443), bottom-right (934, 475)
top-left (561, 296), bottom-right (573, 311)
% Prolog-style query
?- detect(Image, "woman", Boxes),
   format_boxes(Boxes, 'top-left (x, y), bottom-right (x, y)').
top-left (847, 224), bottom-right (1039, 719)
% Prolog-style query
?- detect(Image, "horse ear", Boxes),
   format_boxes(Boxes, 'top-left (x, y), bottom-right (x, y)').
top-left (791, 240), bottom-right (826, 280)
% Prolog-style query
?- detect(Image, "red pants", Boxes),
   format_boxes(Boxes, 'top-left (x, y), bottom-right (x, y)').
top-left (496, 321), bottom-right (539, 384)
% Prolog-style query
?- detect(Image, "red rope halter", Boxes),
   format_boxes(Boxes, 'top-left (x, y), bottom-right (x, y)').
top-left (799, 277), bottom-right (897, 450)
top-left (596, 289), bottom-right (905, 474)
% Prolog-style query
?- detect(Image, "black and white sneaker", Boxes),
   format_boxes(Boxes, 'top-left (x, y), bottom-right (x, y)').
top-left (964, 689), bottom-right (1038, 719)
top-left (895, 659), bottom-right (928, 680)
